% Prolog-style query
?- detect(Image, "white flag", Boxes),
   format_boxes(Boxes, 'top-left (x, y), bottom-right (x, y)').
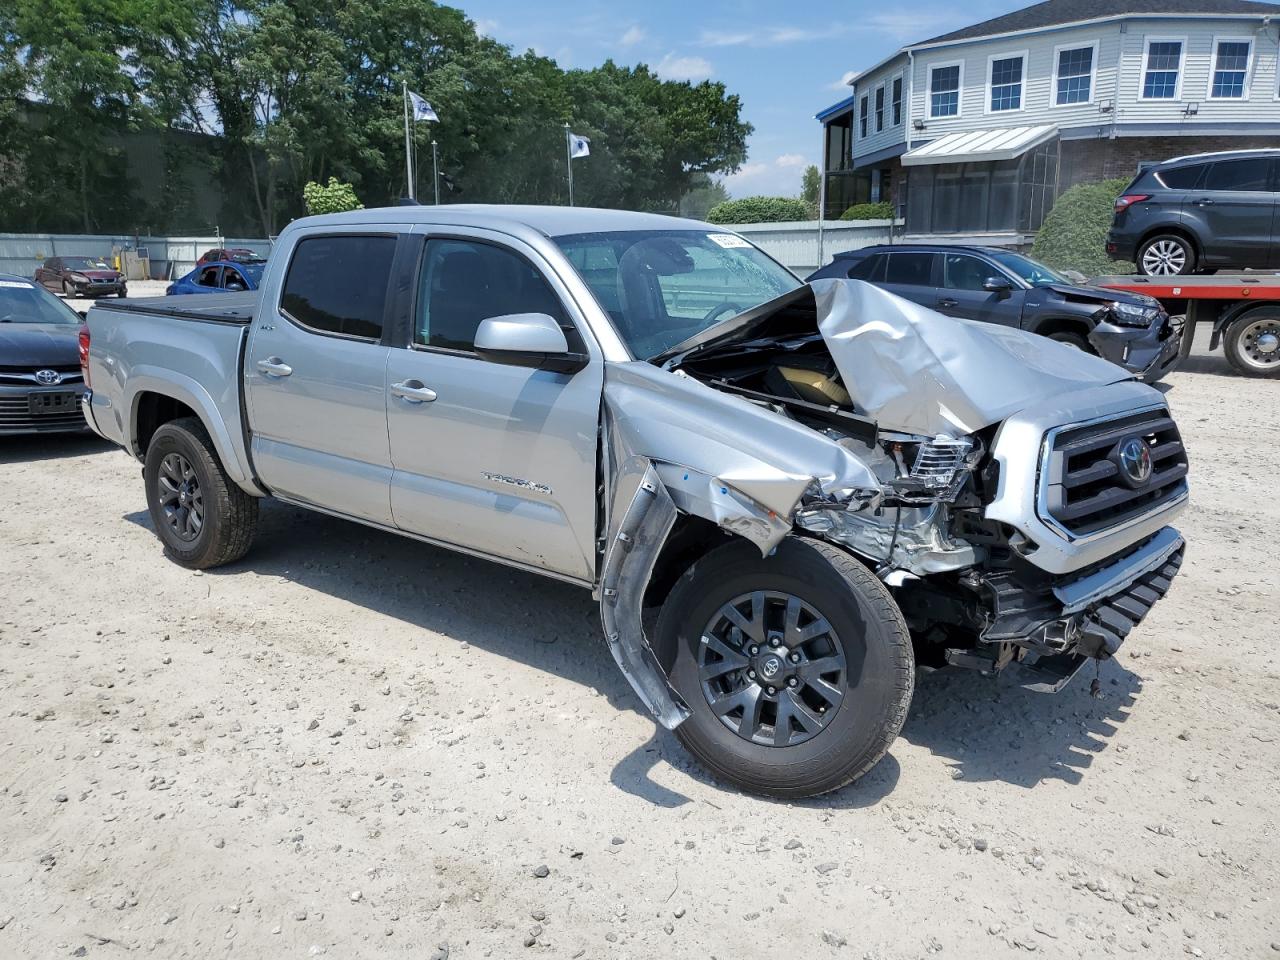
top-left (408, 91), bottom-right (438, 123)
top-left (568, 132), bottom-right (590, 159)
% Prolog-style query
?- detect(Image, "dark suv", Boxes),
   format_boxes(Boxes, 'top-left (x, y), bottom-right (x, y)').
top-left (1106, 149), bottom-right (1279, 276)
top-left (806, 245), bottom-right (1182, 381)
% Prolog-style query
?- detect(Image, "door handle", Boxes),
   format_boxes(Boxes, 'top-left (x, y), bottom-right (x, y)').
top-left (938, 298), bottom-right (958, 308)
top-left (1194, 198), bottom-right (1214, 206)
top-left (256, 357), bottom-right (293, 377)
top-left (390, 379), bottom-right (438, 403)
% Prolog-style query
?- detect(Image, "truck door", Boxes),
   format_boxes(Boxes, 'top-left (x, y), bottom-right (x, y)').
top-left (244, 231), bottom-right (398, 525)
top-left (383, 230), bottom-right (602, 583)
top-left (936, 253), bottom-right (1024, 326)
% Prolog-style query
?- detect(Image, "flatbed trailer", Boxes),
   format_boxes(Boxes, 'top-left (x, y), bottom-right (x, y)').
top-left (1093, 274), bottom-right (1280, 378)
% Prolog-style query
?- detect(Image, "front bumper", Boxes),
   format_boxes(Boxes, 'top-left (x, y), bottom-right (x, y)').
top-left (983, 528), bottom-right (1184, 692)
top-left (72, 280), bottom-right (127, 297)
top-left (0, 381), bottom-right (90, 435)
top-left (1090, 313), bottom-right (1183, 383)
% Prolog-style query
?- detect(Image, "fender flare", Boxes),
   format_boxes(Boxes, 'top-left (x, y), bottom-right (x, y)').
top-left (126, 369), bottom-right (249, 486)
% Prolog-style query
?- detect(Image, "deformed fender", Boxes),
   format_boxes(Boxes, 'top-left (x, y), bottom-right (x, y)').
top-left (598, 458), bottom-right (691, 730)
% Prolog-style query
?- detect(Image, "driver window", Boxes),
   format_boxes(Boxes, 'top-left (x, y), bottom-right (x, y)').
top-left (417, 239), bottom-right (568, 352)
top-left (223, 269), bottom-right (245, 289)
top-left (197, 266), bottom-right (221, 287)
top-left (943, 254), bottom-right (993, 292)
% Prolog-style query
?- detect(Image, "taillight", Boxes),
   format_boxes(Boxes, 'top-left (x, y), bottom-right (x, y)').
top-left (78, 323), bottom-right (91, 388)
top-left (1114, 194), bottom-right (1150, 213)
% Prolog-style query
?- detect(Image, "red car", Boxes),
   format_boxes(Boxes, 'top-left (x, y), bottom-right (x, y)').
top-left (34, 256), bottom-right (127, 298)
top-left (196, 247), bottom-right (263, 266)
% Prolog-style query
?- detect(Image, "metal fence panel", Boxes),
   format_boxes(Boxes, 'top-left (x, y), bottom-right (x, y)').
top-left (723, 220), bottom-right (897, 277)
top-left (0, 234), bottom-right (273, 281)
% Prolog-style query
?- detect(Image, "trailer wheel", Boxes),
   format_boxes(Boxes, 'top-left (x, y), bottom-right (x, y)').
top-left (1224, 308), bottom-right (1280, 378)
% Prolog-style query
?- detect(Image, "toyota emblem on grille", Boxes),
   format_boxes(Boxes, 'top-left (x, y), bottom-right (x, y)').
top-left (34, 369), bottom-right (62, 385)
top-left (1118, 436), bottom-right (1153, 486)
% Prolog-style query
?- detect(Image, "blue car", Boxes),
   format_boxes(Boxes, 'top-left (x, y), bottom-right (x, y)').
top-left (166, 259), bottom-right (265, 296)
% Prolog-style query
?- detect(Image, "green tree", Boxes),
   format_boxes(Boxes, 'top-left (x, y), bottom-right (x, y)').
top-left (801, 164), bottom-right (820, 216)
top-left (679, 175), bottom-right (730, 220)
top-left (303, 176), bottom-right (362, 214)
top-left (1032, 177), bottom-right (1133, 277)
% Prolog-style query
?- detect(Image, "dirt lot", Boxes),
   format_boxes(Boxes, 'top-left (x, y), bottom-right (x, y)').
top-left (1, 326), bottom-right (1277, 960)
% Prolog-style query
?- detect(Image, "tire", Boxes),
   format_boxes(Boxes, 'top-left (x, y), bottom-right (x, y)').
top-left (656, 536), bottom-right (914, 798)
top-left (1223, 308), bottom-right (1280, 379)
top-left (143, 416), bottom-right (258, 568)
top-left (62, 279), bottom-right (74, 297)
top-left (1047, 331), bottom-right (1090, 352)
top-left (1137, 234), bottom-right (1196, 276)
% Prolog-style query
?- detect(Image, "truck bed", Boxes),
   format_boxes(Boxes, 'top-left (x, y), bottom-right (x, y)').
top-left (92, 291), bottom-right (258, 324)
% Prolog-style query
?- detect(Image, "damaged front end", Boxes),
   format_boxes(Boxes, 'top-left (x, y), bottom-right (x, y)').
top-left (598, 279), bottom-right (1185, 728)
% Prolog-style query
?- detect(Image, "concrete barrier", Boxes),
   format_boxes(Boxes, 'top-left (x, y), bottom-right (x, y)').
top-left (720, 219), bottom-right (899, 277)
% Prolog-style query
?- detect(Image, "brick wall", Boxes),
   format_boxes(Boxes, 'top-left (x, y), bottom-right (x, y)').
top-left (1060, 135), bottom-right (1280, 188)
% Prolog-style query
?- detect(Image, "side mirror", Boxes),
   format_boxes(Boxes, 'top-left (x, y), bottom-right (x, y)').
top-left (225, 283), bottom-right (245, 292)
top-left (982, 276), bottom-right (1012, 297)
top-left (474, 313), bottom-right (588, 374)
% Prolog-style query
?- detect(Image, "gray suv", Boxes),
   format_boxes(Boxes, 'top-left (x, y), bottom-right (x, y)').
top-left (1106, 149), bottom-right (1279, 275)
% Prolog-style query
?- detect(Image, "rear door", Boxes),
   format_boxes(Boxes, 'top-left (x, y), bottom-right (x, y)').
top-left (244, 230), bottom-right (399, 524)
top-left (383, 228), bottom-right (602, 583)
top-left (936, 252), bottom-right (1024, 326)
top-left (880, 251), bottom-right (938, 307)
top-left (1190, 157), bottom-right (1275, 268)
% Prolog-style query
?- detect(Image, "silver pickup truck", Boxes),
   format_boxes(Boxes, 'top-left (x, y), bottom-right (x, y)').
top-left (83, 206), bottom-right (1188, 797)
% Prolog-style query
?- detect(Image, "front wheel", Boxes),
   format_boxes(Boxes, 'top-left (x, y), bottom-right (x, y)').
top-left (656, 537), bottom-right (914, 798)
top-left (144, 416), bottom-right (259, 568)
top-left (1137, 234), bottom-right (1196, 276)
top-left (1224, 309), bottom-right (1280, 378)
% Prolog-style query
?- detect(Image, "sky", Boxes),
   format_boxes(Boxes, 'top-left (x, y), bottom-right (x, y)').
top-left (455, 0), bottom-right (1025, 197)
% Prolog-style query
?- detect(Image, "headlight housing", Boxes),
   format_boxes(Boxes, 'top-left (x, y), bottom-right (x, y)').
top-left (1109, 300), bottom-right (1159, 327)
top-left (69, 273), bottom-right (89, 283)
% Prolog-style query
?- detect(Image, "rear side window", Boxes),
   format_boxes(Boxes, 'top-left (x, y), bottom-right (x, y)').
top-left (281, 235), bottom-right (395, 340)
top-left (416, 238), bottom-right (567, 352)
top-left (1156, 164), bottom-right (1204, 190)
top-left (846, 254), bottom-right (885, 281)
top-left (884, 252), bottom-right (934, 286)
top-left (1203, 158), bottom-right (1271, 192)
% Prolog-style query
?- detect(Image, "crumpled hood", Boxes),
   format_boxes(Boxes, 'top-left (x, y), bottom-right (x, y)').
top-left (0, 324), bottom-right (81, 367)
top-left (812, 279), bottom-right (1129, 435)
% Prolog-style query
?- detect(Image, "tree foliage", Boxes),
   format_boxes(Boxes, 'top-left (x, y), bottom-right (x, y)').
top-left (0, 0), bottom-right (752, 235)
top-left (706, 196), bottom-right (812, 225)
top-left (839, 201), bottom-right (893, 221)
top-left (303, 177), bottom-right (362, 215)
top-left (801, 164), bottom-right (820, 217)
top-left (1032, 177), bottom-right (1134, 277)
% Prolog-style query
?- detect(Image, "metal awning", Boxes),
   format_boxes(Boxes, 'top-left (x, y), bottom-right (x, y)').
top-left (901, 125), bottom-right (1058, 166)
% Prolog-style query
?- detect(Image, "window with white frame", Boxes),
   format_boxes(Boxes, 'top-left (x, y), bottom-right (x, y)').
top-left (859, 95), bottom-right (868, 137)
top-left (1055, 45), bottom-right (1094, 104)
top-left (989, 54), bottom-right (1024, 111)
top-left (892, 75), bottom-right (903, 125)
top-left (929, 63), bottom-right (961, 117)
top-left (1210, 39), bottom-right (1250, 98)
top-left (875, 85), bottom-right (884, 132)
top-left (1141, 40), bottom-right (1183, 99)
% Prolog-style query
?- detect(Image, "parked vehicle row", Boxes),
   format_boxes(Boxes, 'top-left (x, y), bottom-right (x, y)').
top-left (80, 206), bottom-right (1187, 798)
top-left (34, 256), bottom-right (127, 298)
top-left (0, 276), bottom-right (89, 435)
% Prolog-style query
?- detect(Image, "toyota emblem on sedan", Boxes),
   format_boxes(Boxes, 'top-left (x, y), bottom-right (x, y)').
top-left (1118, 436), bottom-right (1153, 486)
top-left (35, 369), bottom-right (62, 385)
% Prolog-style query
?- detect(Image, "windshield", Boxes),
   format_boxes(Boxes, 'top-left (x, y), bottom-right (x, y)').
top-left (62, 257), bottom-right (111, 272)
top-left (0, 280), bottom-right (82, 324)
top-left (554, 230), bottom-right (800, 359)
top-left (986, 251), bottom-right (1069, 287)
top-left (229, 251), bottom-right (266, 264)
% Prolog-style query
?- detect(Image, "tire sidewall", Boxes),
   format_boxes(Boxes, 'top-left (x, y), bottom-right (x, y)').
top-left (1225, 310), bottom-right (1280, 379)
top-left (144, 424), bottom-right (221, 566)
top-left (660, 539), bottom-right (906, 788)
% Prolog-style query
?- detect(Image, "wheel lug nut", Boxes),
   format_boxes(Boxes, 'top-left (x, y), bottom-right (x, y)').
top-left (749, 645), bottom-right (759, 656)
top-left (789, 652), bottom-right (800, 663)
top-left (769, 637), bottom-right (781, 647)
top-left (747, 669), bottom-right (756, 679)
top-left (787, 677), bottom-right (798, 688)
top-left (766, 686), bottom-right (776, 695)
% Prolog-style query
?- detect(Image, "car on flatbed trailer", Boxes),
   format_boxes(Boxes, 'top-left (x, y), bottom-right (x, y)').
top-left (81, 205), bottom-right (1188, 797)
top-left (1093, 273), bottom-right (1280, 377)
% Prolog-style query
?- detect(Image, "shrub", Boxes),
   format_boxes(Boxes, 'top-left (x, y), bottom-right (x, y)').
top-left (303, 177), bottom-right (364, 216)
top-left (706, 196), bottom-right (812, 224)
top-left (1031, 177), bottom-right (1132, 277)
top-left (839, 201), bottom-right (894, 221)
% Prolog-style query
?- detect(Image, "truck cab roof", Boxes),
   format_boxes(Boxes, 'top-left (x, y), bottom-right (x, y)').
top-left (294, 204), bottom-right (716, 239)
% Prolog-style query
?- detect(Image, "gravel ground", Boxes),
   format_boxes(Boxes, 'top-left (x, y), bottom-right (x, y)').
top-left (1, 325), bottom-right (1277, 959)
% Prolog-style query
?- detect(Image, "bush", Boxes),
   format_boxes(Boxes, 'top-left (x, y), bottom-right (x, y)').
top-left (706, 196), bottom-right (812, 224)
top-left (303, 177), bottom-right (364, 216)
top-left (1031, 177), bottom-right (1132, 277)
top-left (839, 201), bottom-right (894, 221)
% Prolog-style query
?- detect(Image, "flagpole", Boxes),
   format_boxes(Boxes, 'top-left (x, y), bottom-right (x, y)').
top-left (432, 140), bottom-right (440, 205)
top-left (403, 82), bottom-right (414, 200)
top-left (564, 123), bottom-right (574, 207)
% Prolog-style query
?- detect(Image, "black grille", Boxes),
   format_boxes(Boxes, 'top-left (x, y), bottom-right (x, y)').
top-left (0, 393), bottom-right (87, 432)
top-left (1044, 408), bottom-right (1187, 536)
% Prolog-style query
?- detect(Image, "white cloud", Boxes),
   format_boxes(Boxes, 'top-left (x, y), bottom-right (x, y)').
top-left (654, 53), bottom-right (713, 82)
top-left (828, 70), bottom-right (858, 92)
top-left (775, 153), bottom-right (807, 169)
top-left (698, 26), bottom-right (828, 48)
top-left (473, 18), bottom-right (499, 38)
top-left (720, 154), bottom-right (814, 198)
top-left (620, 25), bottom-right (646, 47)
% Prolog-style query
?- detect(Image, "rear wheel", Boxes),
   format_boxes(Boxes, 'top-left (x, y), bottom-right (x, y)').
top-left (1137, 234), bottom-right (1196, 276)
top-left (144, 417), bottom-right (258, 568)
top-left (656, 537), bottom-right (914, 798)
top-left (1224, 309), bottom-right (1280, 378)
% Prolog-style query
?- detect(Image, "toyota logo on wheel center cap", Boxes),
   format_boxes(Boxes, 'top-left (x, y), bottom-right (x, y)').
top-left (759, 656), bottom-right (782, 679)
top-left (1117, 436), bottom-right (1153, 487)
top-left (34, 369), bottom-right (62, 385)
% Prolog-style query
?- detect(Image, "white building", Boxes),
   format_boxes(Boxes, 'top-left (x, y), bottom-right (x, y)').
top-left (818, 0), bottom-right (1280, 241)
